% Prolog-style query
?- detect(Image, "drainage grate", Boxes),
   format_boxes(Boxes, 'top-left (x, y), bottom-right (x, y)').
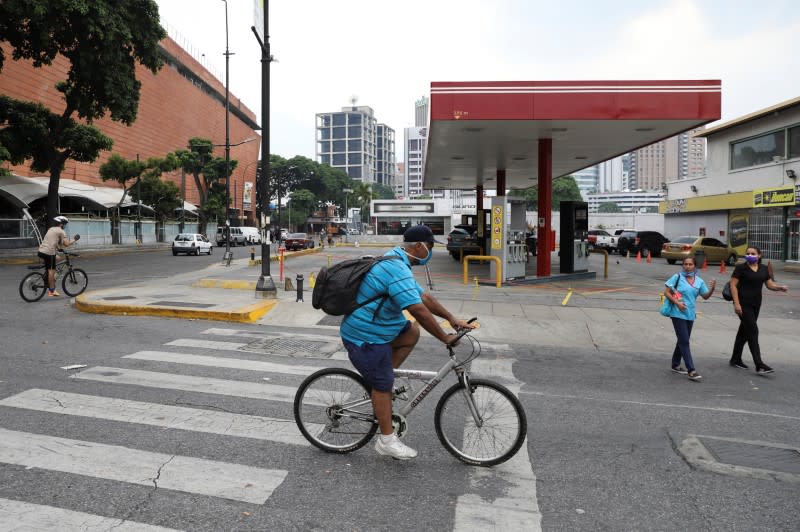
top-left (699, 438), bottom-right (800, 474)
top-left (240, 337), bottom-right (334, 358)
top-left (317, 315), bottom-right (344, 326)
top-left (150, 301), bottom-right (215, 308)
top-left (103, 296), bottom-right (137, 301)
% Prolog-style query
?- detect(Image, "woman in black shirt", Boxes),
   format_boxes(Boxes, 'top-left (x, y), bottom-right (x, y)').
top-left (729, 246), bottom-right (789, 374)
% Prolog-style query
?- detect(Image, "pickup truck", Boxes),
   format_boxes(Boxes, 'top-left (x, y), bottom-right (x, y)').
top-left (587, 229), bottom-right (617, 254)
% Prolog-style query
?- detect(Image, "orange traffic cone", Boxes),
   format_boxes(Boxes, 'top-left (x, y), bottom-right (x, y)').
top-left (636, 250), bottom-right (642, 263)
top-left (646, 251), bottom-right (652, 264)
top-left (701, 259), bottom-right (708, 271)
top-left (719, 262), bottom-right (726, 274)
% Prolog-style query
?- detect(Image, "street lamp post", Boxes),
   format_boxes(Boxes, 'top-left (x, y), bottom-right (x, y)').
top-left (251, 2), bottom-right (277, 297)
top-left (222, 0), bottom-right (233, 263)
top-left (342, 188), bottom-right (352, 242)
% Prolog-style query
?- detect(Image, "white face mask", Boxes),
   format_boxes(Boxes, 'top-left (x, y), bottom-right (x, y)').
top-left (402, 243), bottom-right (432, 266)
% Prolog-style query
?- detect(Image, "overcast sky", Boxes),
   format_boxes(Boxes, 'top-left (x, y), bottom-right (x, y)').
top-left (155, 0), bottom-right (800, 161)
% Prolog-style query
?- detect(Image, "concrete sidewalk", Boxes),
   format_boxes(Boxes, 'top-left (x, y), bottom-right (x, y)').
top-left (71, 248), bottom-right (800, 370)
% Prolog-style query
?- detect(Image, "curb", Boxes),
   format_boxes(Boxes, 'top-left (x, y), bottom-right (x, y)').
top-left (193, 279), bottom-right (256, 290)
top-left (0, 245), bottom-right (169, 265)
top-left (74, 293), bottom-right (278, 323)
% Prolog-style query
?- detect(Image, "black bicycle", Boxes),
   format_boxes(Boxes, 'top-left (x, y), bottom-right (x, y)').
top-left (19, 249), bottom-right (88, 302)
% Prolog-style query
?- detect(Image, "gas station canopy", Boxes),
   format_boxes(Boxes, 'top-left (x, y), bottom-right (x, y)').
top-left (423, 80), bottom-right (721, 190)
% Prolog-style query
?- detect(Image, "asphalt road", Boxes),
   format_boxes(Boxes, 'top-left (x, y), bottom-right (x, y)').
top-left (0, 247), bottom-right (798, 530)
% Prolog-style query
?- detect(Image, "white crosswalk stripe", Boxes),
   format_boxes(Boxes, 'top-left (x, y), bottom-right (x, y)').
top-left (166, 338), bottom-right (248, 350)
top-left (0, 498), bottom-right (180, 531)
top-left (0, 428), bottom-right (287, 504)
top-left (71, 366), bottom-right (301, 403)
top-left (0, 388), bottom-right (317, 446)
top-left (124, 350), bottom-right (326, 376)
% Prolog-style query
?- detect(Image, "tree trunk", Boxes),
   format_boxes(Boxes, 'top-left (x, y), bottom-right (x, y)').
top-left (47, 165), bottom-right (62, 228)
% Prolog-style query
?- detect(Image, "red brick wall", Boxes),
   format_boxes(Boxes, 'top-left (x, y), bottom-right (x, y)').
top-left (0, 39), bottom-right (261, 215)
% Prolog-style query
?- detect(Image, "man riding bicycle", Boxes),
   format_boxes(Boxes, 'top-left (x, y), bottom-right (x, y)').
top-left (37, 216), bottom-right (78, 297)
top-left (340, 224), bottom-right (475, 460)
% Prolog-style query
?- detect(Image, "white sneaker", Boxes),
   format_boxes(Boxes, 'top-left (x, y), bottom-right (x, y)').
top-left (375, 434), bottom-right (417, 460)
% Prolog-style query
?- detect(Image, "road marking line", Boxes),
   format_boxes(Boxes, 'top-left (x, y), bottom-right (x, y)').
top-left (0, 498), bottom-right (179, 531)
top-left (72, 367), bottom-right (300, 404)
top-left (166, 339), bottom-right (247, 350)
top-left (124, 350), bottom-right (326, 376)
top-left (0, 428), bottom-right (287, 504)
top-left (519, 390), bottom-right (800, 421)
top-left (0, 389), bottom-right (317, 447)
top-left (454, 359), bottom-right (541, 531)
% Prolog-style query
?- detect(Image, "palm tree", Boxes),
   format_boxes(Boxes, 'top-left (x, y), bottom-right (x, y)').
top-left (354, 183), bottom-right (378, 225)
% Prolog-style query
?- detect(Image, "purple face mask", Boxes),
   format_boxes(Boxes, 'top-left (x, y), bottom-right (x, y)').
top-left (745, 255), bottom-right (758, 264)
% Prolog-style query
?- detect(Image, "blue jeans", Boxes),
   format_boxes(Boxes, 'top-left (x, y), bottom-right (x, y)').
top-left (670, 317), bottom-right (695, 372)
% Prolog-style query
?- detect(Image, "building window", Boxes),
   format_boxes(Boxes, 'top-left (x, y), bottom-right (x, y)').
top-left (348, 126), bottom-right (361, 138)
top-left (319, 128), bottom-right (331, 140)
top-left (731, 130), bottom-right (785, 170)
top-left (320, 154), bottom-right (330, 164)
top-left (333, 114), bottom-right (346, 126)
top-left (348, 139), bottom-right (362, 151)
top-left (318, 141), bottom-right (329, 154)
top-left (332, 140), bottom-right (346, 152)
top-left (789, 125), bottom-right (800, 159)
top-left (333, 153), bottom-right (346, 165)
top-left (348, 153), bottom-right (362, 165)
top-left (348, 166), bottom-right (362, 178)
top-left (332, 127), bottom-right (346, 139)
top-left (348, 113), bottom-right (362, 125)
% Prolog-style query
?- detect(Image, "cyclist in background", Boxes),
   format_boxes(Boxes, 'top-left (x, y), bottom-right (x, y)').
top-left (340, 224), bottom-right (475, 460)
top-left (37, 216), bottom-right (78, 297)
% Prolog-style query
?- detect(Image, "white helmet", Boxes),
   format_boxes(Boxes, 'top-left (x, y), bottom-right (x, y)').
top-left (53, 215), bottom-right (69, 225)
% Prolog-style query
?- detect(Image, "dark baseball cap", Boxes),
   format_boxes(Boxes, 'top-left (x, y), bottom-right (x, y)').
top-left (403, 225), bottom-right (444, 244)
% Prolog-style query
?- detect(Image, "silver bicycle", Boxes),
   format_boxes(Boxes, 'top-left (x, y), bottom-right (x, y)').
top-left (293, 318), bottom-right (527, 466)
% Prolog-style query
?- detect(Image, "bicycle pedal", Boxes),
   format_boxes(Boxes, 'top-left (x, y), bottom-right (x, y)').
top-left (392, 386), bottom-right (408, 401)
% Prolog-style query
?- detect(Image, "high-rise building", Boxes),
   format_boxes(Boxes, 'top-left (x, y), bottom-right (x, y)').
top-left (404, 126), bottom-right (427, 197)
top-left (597, 156), bottom-right (624, 192)
top-left (415, 96), bottom-right (429, 128)
top-left (395, 162), bottom-right (405, 198)
top-left (315, 105), bottom-right (395, 187)
top-left (626, 127), bottom-right (705, 191)
top-left (571, 165), bottom-right (599, 200)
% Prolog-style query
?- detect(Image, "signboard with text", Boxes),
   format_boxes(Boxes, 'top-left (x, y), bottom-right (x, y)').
top-left (491, 205), bottom-right (503, 250)
top-left (753, 185), bottom-right (795, 208)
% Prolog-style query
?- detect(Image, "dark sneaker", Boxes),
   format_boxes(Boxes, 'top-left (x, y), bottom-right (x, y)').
top-left (756, 365), bottom-right (774, 375)
top-left (687, 371), bottom-right (703, 381)
top-left (671, 366), bottom-right (688, 375)
top-left (729, 361), bottom-right (748, 370)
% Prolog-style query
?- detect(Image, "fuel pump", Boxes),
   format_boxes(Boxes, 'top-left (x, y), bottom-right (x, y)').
top-left (559, 201), bottom-right (589, 273)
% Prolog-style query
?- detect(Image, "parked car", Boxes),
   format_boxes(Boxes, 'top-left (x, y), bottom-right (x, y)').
top-left (215, 226), bottom-right (246, 246)
top-left (616, 230), bottom-right (669, 257)
top-left (172, 233), bottom-right (212, 256)
top-left (446, 225), bottom-right (479, 260)
top-left (661, 236), bottom-right (737, 265)
top-left (284, 232), bottom-right (315, 251)
top-left (587, 229), bottom-right (617, 253)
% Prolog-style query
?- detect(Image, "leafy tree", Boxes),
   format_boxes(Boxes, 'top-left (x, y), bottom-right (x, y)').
top-left (598, 202), bottom-right (622, 213)
top-left (173, 138), bottom-right (237, 234)
top-left (354, 182), bottom-right (378, 223)
top-left (0, 0), bottom-right (166, 226)
top-left (133, 173), bottom-right (181, 222)
top-left (372, 182), bottom-right (395, 199)
top-left (286, 188), bottom-right (315, 231)
top-left (509, 175), bottom-right (583, 211)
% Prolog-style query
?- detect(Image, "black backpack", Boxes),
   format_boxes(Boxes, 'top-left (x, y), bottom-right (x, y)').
top-left (312, 256), bottom-right (401, 316)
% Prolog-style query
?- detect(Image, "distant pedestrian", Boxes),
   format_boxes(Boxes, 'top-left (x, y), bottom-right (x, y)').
top-left (728, 246), bottom-right (789, 374)
top-left (663, 257), bottom-right (716, 381)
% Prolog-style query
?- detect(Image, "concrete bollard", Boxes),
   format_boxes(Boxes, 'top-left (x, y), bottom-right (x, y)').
top-left (296, 274), bottom-right (304, 302)
top-left (250, 246), bottom-right (255, 261)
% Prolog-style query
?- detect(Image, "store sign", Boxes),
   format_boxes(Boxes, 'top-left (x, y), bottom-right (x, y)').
top-left (243, 182), bottom-right (252, 209)
top-left (664, 199), bottom-right (687, 213)
top-left (491, 205), bottom-right (503, 250)
top-left (753, 185), bottom-right (795, 207)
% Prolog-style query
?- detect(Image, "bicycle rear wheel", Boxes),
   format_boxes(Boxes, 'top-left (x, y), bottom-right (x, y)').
top-left (294, 368), bottom-right (377, 453)
top-left (19, 272), bottom-right (47, 302)
top-left (434, 378), bottom-right (527, 466)
top-left (62, 268), bottom-right (88, 296)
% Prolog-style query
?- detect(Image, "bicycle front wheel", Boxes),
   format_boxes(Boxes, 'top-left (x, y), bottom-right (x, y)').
top-left (434, 378), bottom-right (527, 467)
top-left (293, 368), bottom-right (378, 453)
top-left (19, 272), bottom-right (48, 302)
top-left (62, 268), bottom-right (88, 296)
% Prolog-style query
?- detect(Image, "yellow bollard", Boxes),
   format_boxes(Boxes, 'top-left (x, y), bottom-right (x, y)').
top-left (561, 288), bottom-right (574, 306)
top-left (472, 276), bottom-right (480, 300)
top-left (309, 272), bottom-right (316, 288)
top-left (327, 254), bottom-right (332, 267)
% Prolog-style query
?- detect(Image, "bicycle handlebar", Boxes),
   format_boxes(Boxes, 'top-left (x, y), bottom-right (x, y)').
top-left (452, 317), bottom-right (478, 342)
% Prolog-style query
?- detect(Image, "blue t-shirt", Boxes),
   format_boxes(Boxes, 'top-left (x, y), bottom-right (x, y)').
top-left (340, 247), bottom-right (424, 346)
top-left (664, 272), bottom-right (709, 321)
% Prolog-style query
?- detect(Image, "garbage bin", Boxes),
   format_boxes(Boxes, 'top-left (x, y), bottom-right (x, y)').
top-left (694, 250), bottom-right (706, 269)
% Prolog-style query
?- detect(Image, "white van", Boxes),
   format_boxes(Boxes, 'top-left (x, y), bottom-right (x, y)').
top-left (216, 226), bottom-right (245, 246)
top-left (239, 227), bottom-right (261, 244)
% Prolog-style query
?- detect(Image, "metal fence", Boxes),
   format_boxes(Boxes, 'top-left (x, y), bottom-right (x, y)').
top-left (0, 217), bottom-right (38, 240)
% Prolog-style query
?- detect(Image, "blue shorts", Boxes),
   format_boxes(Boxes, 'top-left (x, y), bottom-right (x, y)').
top-left (343, 321), bottom-right (411, 392)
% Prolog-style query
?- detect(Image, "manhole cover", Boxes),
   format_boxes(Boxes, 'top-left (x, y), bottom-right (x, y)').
top-left (240, 337), bottom-right (335, 358)
top-left (698, 438), bottom-right (800, 474)
top-left (103, 296), bottom-right (136, 301)
top-left (150, 301), bottom-right (215, 308)
top-left (317, 315), bottom-right (343, 326)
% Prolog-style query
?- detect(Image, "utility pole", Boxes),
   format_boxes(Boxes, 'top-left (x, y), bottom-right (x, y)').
top-left (222, 0), bottom-right (233, 264)
top-left (252, 1), bottom-right (277, 297)
top-left (343, 188), bottom-right (352, 243)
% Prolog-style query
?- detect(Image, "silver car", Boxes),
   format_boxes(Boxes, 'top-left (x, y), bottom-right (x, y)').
top-left (172, 233), bottom-right (213, 256)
